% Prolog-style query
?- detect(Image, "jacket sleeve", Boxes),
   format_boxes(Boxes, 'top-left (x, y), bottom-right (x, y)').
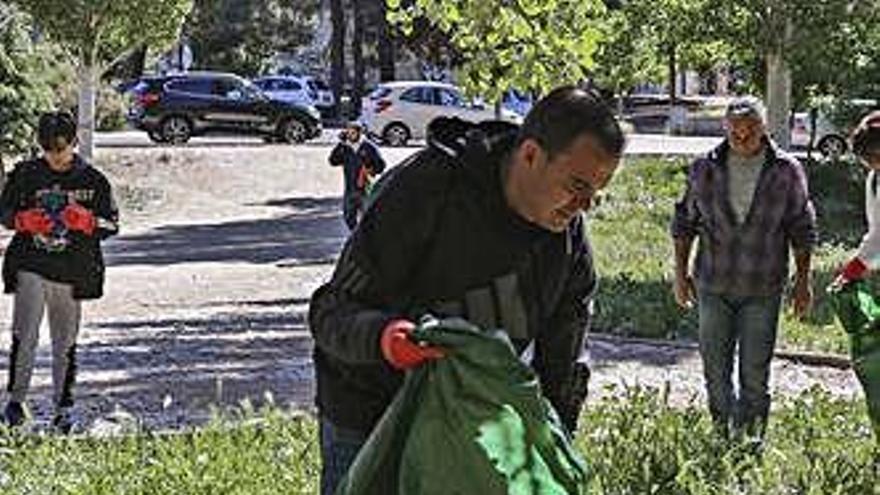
top-left (533, 216), bottom-right (597, 434)
top-left (328, 143), bottom-right (346, 167)
top-left (854, 171), bottom-right (880, 268)
top-left (670, 160), bottom-right (702, 240)
top-left (783, 160), bottom-right (817, 251)
top-left (366, 142), bottom-right (386, 175)
top-left (309, 150), bottom-right (451, 364)
top-left (94, 174), bottom-right (119, 240)
top-left (0, 163), bottom-right (26, 229)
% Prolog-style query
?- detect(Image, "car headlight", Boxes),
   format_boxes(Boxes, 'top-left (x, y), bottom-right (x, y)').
top-left (306, 105), bottom-right (321, 119)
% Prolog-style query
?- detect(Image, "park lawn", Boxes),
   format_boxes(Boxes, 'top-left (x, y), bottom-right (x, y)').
top-left (590, 155), bottom-right (870, 355)
top-left (0, 388), bottom-right (875, 494)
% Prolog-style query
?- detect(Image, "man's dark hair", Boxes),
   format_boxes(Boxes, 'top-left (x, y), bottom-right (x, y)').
top-left (851, 110), bottom-right (880, 159)
top-left (37, 111), bottom-right (77, 150)
top-left (518, 85), bottom-right (625, 159)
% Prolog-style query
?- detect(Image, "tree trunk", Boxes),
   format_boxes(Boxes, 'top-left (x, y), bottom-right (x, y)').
top-left (667, 44), bottom-right (677, 102)
top-left (77, 62), bottom-right (98, 161)
top-left (352, 0), bottom-right (364, 120)
top-left (765, 7), bottom-right (792, 149)
top-left (765, 47), bottom-right (792, 149)
top-left (377, 0), bottom-right (395, 82)
top-left (330, 0), bottom-right (345, 120)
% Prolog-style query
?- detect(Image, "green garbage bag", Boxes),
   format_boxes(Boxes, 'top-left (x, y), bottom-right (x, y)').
top-left (828, 280), bottom-right (880, 438)
top-left (336, 318), bottom-right (588, 495)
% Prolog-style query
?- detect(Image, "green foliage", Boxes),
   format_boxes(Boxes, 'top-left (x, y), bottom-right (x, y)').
top-left (387, 0), bottom-right (608, 103)
top-left (0, 409), bottom-right (321, 494)
top-left (0, 389), bottom-right (874, 493)
top-left (12, 0), bottom-right (193, 68)
top-left (185, 0), bottom-right (317, 77)
top-left (95, 84), bottom-right (129, 132)
top-left (590, 157), bottom-right (868, 354)
top-left (0, 4), bottom-right (58, 162)
top-left (711, 0), bottom-right (880, 109)
top-left (579, 385), bottom-right (878, 494)
top-left (590, 158), bottom-right (698, 339)
top-left (591, 0), bottom-right (728, 96)
top-left (10, 0), bottom-right (193, 158)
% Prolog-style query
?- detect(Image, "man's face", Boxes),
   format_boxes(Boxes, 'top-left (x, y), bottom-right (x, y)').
top-left (516, 134), bottom-right (620, 233)
top-left (346, 127), bottom-right (362, 142)
top-left (42, 137), bottom-right (76, 172)
top-left (725, 116), bottom-right (765, 157)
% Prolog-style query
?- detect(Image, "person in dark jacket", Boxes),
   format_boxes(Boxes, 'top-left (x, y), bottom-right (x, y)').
top-left (309, 86), bottom-right (625, 494)
top-left (671, 97), bottom-right (816, 446)
top-left (1, 111), bottom-right (119, 433)
top-left (328, 121), bottom-right (386, 230)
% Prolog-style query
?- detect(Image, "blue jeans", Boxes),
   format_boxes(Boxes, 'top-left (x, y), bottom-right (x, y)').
top-left (697, 290), bottom-right (782, 437)
top-left (319, 418), bottom-right (368, 495)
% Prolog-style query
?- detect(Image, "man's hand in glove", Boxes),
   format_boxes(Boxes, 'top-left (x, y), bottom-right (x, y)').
top-left (14, 209), bottom-right (53, 235)
top-left (380, 319), bottom-right (445, 370)
top-left (61, 203), bottom-right (96, 235)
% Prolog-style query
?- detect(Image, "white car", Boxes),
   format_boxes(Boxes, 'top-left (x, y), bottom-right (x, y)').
top-left (361, 81), bottom-right (523, 146)
top-left (252, 76), bottom-right (317, 107)
top-left (791, 100), bottom-right (879, 159)
top-left (790, 111), bottom-right (849, 159)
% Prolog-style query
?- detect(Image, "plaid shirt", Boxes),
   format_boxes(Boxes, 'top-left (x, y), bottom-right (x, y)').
top-left (671, 140), bottom-right (817, 297)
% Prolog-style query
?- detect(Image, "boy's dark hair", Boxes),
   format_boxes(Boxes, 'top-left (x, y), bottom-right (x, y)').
top-left (851, 110), bottom-right (880, 159)
top-left (37, 111), bottom-right (77, 150)
top-left (518, 85), bottom-right (625, 160)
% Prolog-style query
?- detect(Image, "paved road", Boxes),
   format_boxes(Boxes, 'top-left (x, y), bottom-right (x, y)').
top-left (95, 129), bottom-right (724, 156)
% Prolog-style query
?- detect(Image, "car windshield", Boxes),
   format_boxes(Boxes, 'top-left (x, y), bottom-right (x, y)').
top-left (369, 86), bottom-right (392, 100)
top-left (240, 80), bottom-right (265, 99)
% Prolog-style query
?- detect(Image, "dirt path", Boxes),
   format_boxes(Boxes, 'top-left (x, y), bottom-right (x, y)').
top-left (0, 143), bottom-right (862, 433)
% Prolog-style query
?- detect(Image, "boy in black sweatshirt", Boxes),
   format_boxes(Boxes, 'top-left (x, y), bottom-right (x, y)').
top-left (1, 111), bottom-right (119, 432)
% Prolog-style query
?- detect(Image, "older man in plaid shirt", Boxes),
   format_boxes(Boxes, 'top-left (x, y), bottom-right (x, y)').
top-left (671, 96), bottom-right (817, 444)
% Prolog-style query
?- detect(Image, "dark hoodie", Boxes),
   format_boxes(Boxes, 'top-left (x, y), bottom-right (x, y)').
top-left (309, 117), bottom-right (596, 433)
top-left (0, 155), bottom-right (118, 299)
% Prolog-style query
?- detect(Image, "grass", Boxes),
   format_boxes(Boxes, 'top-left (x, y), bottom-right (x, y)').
top-left (579, 386), bottom-right (878, 494)
top-left (0, 388), bottom-right (875, 494)
top-left (590, 155), bottom-right (872, 355)
top-left (0, 409), bottom-right (321, 494)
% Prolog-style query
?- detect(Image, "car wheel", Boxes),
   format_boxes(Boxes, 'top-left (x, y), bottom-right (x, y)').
top-left (279, 118), bottom-right (308, 144)
top-left (161, 116), bottom-right (192, 145)
top-left (147, 131), bottom-right (167, 143)
top-left (817, 135), bottom-right (847, 161)
top-left (382, 123), bottom-right (410, 147)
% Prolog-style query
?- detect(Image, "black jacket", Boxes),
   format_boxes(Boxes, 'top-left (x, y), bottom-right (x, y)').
top-left (309, 118), bottom-right (596, 433)
top-left (0, 155), bottom-right (118, 299)
top-left (329, 138), bottom-right (386, 194)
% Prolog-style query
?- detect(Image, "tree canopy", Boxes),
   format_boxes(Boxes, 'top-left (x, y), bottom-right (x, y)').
top-left (185, 0), bottom-right (317, 77)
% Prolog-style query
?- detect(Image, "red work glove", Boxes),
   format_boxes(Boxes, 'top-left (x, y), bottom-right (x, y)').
top-left (380, 319), bottom-right (445, 370)
top-left (14, 209), bottom-right (53, 235)
top-left (840, 257), bottom-right (869, 283)
top-left (61, 203), bottom-right (96, 235)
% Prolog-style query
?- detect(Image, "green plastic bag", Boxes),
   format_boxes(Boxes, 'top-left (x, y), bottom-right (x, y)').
top-left (336, 318), bottom-right (588, 495)
top-left (828, 281), bottom-right (880, 437)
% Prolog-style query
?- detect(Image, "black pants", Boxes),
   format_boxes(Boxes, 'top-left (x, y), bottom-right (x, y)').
top-left (342, 191), bottom-right (362, 231)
